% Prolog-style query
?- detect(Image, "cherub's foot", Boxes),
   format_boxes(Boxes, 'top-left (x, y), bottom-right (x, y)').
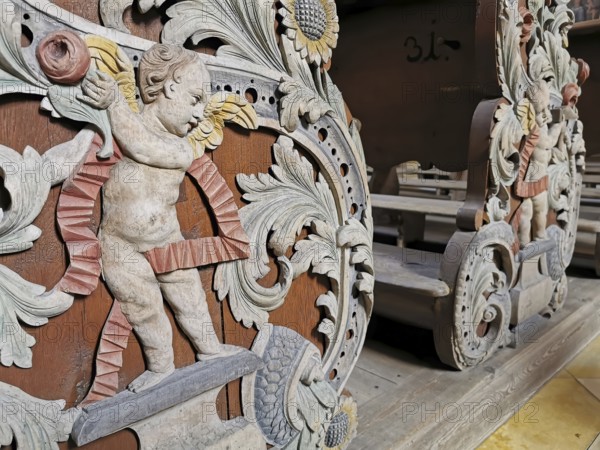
top-left (128, 367), bottom-right (175, 393)
top-left (197, 344), bottom-right (244, 362)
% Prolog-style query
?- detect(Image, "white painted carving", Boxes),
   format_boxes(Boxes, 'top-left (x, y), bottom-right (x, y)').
top-left (243, 326), bottom-right (358, 450)
top-left (0, 383), bottom-right (74, 450)
top-left (162, 0), bottom-right (346, 132)
top-left (214, 136), bottom-right (339, 329)
top-left (0, 266), bottom-right (73, 368)
top-left (0, 129), bottom-right (93, 368)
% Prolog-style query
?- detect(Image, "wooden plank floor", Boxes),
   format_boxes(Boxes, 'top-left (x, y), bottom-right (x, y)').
top-left (348, 272), bottom-right (600, 450)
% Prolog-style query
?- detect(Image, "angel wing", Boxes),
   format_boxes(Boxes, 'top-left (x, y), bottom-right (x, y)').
top-left (85, 35), bottom-right (139, 113)
top-left (188, 93), bottom-right (259, 158)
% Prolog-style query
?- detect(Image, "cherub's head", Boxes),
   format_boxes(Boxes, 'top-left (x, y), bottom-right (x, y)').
top-left (527, 80), bottom-right (552, 128)
top-left (139, 44), bottom-right (210, 137)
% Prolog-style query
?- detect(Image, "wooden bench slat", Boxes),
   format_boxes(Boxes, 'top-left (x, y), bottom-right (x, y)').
top-left (582, 174), bottom-right (600, 185)
top-left (372, 194), bottom-right (462, 217)
top-left (398, 179), bottom-right (468, 191)
top-left (581, 188), bottom-right (600, 199)
top-left (373, 242), bottom-right (450, 297)
top-left (577, 218), bottom-right (600, 233)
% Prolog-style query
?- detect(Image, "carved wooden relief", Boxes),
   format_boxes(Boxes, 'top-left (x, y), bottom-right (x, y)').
top-left (435, 0), bottom-right (589, 369)
top-left (0, 0), bottom-right (372, 448)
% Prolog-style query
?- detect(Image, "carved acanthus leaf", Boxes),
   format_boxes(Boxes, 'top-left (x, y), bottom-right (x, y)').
top-left (45, 85), bottom-right (115, 159)
top-left (0, 130), bottom-right (95, 256)
top-left (533, 31), bottom-right (577, 97)
top-left (279, 78), bottom-right (334, 132)
top-left (0, 145), bottom-right (50, 254)
top-left (291, 220), bottom-right (339, 285)
top-left (324, 71), bottom-right (348, 127)
top-left (0, 266), bottom-right (73, 368)
top-left (497, 0), bottom-right (531, 104)
top-left (0, 382), bottom-right (73, 449)
top-left (316, 291), bottom-right (337, 341)
top-left (337, 211), bottom-right (374, 317)
top-left (489, 0), bottom-right (532, 196)
top-left (163, 0), bottom-right (286, 73)
top-left (99, 0), bottom-right (134, 33)
top-left (214, 136), bottom-right (341, 331)
top-left (0, 2), bottom-right (48, 93)
top-left (489, 103), bottom-right (522, 191)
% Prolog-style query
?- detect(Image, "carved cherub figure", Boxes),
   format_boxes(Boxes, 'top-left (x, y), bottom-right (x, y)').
top-left (517, 80), bottom-right (562, 246)
top-left (79, 44), bottom-right (237, 392)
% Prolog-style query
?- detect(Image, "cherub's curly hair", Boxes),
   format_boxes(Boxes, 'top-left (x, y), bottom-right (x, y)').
top-left (138, 44), bottom-right (205, 104)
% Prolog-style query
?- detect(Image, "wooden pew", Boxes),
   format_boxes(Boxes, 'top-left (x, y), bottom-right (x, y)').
top-left (380, 161), bottom-right (600, 277)
top-left (334, 0), bottom-right (590, 369)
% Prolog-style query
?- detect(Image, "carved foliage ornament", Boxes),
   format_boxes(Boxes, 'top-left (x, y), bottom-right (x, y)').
top-left (438, 0), bottom-right (587, 370)
top-left (0, 0), bottom-right (371, 448)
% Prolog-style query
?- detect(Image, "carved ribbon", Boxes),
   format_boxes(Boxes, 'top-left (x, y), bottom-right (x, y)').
top-left (513, 125), bottom-right (548, 199)
top-left (56, 135), bottom-right (122, 296)
top-left (80, 300), bottom-right (132, 407)
top-left (57, 135), bottom-right (250, 297)
top-left (144, 154), bottom-right (251, 274)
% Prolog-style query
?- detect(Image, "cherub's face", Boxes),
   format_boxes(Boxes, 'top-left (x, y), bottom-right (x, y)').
top-left (158, 61), bottom-right (210, 138)
top-left (533, 81), bottom-right (552, 127)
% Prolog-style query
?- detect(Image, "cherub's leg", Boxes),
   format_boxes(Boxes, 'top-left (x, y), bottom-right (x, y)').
top-left (158, 268), bottom-right (221, 356)
top-left (519, 198), bottom-right (534, 247)
top-left (101, 237), bottom-right (175, 392)
top-left (531, 191), bottom-right (549, 241)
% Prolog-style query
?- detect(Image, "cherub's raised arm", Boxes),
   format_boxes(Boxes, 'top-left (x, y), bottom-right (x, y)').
top-left (79, 71), bottom-right (192, 170)
top-left (107, 99), bottom-right (192, 169)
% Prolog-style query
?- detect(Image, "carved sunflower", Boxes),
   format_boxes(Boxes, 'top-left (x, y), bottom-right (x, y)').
top-left (279, 0), bottom-right (339, 66)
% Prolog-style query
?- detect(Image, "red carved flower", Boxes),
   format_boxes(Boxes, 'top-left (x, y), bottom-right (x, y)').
top-left (562, 83), bottom-right (580, 108)
top-left (576, 58), bottom-right (590, 85)
top-left (36, 30), bottom-right (91, 85)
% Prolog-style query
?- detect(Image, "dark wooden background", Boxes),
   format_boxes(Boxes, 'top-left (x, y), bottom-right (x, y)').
top-left (0, 2), bottom-right (328, 448)
top-left (569, 24), bottom-right (599, 158)
top-left (332, 0), bottom-right (597, 191)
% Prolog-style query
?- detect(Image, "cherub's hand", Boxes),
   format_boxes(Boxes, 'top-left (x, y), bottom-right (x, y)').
top-left (78, 71), bottom-right (120, 110)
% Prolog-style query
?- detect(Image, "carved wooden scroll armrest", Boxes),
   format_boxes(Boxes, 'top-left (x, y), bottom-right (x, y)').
top-left (456, 99), bottom-right (503, 232)
top-left (144, 154), bottom-right (251, 274)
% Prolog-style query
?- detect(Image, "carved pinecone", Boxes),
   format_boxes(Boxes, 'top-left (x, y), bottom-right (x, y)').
top-left (325, 412), bottom-right (349, 448)
top-left (294, 0), bottom-right (327, 41)
top-left (254, 330), bottom-right (306, 446)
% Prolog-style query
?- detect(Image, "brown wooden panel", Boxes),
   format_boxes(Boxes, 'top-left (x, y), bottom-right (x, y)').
top-left (331, 1), bottom-right (500, 190)
top-left (569, 27), bottom-right (600, 157)
top-left (0, 1), bottom-right (221, 448)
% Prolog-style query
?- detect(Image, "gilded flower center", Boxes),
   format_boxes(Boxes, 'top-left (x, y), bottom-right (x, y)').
top-left (294, 0), bottom-right (328, 41)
